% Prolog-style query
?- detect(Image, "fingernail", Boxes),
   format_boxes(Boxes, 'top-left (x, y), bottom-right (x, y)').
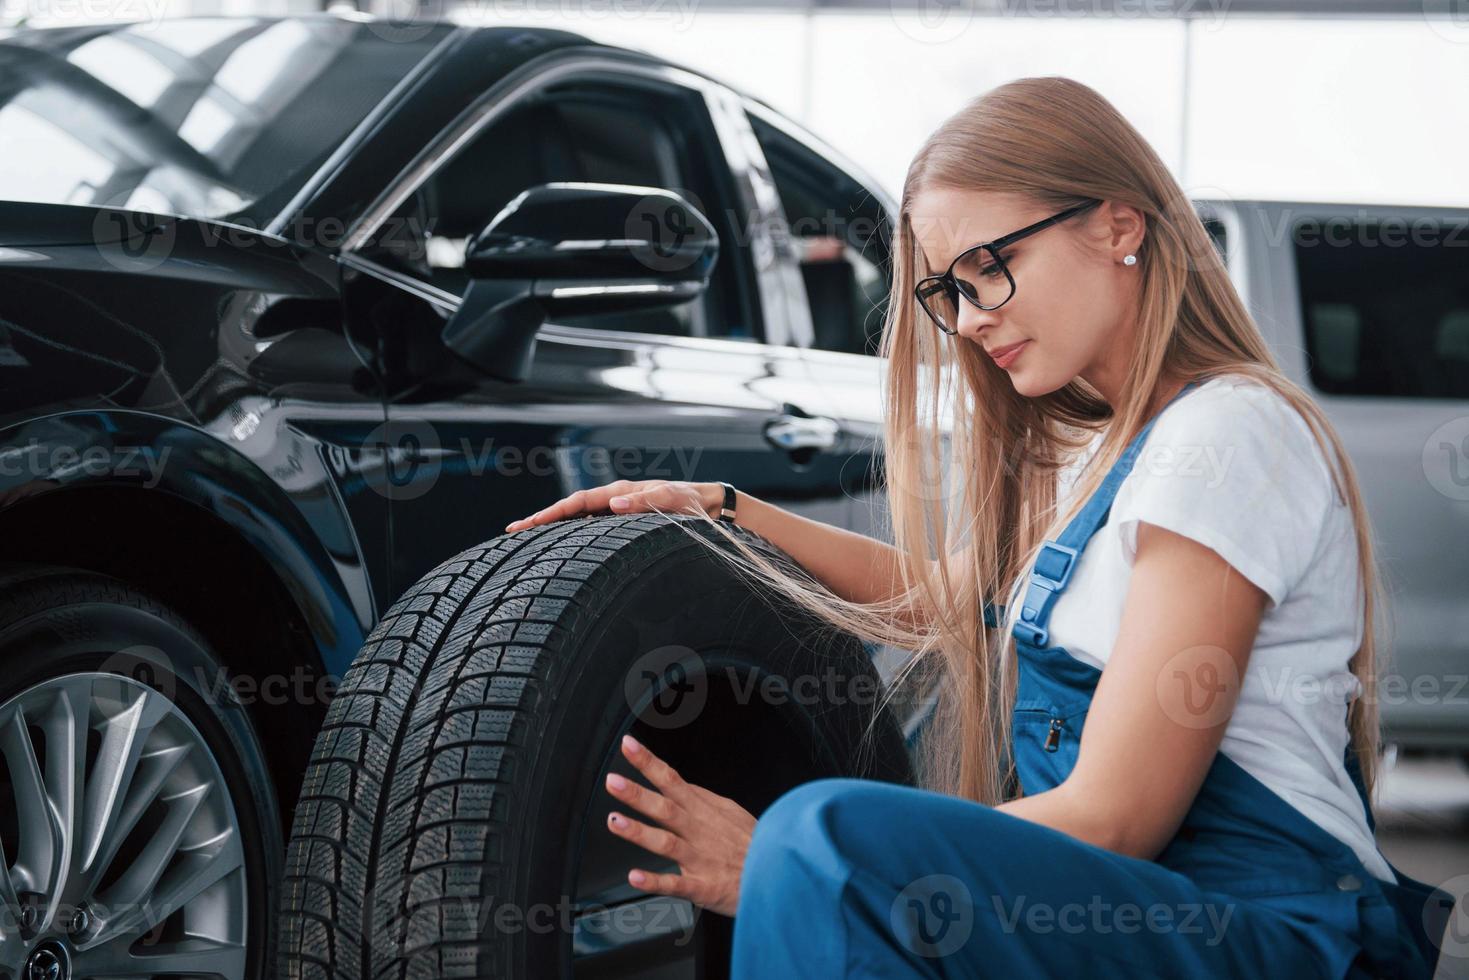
top-left (629, 870), bottom-right (646, 885)
top-left (609, 812), bottom-right (625, 826)
top-left (610, 496), bottom-right (628, 507)
top-left (607, 773), bottom-right (627, 791)
top-left (623, 734), bottom-right (641, 753)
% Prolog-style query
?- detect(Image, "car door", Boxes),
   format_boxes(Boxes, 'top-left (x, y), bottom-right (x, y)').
top-left (737, 100), bottom-right (903, 542)
top-left (1227, 199), bottom-right (1469, 749)
top-left (732, 99), bottom-right (952, 702)
top-left (340, 56), bottom-right (854, 601)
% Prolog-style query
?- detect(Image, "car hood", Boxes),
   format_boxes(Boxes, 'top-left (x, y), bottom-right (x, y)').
top-left (0, 201), bottom-right (182, 249)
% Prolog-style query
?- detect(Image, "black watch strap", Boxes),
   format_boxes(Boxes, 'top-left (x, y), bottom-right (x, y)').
top-left (717, 482), bottom-right (738, 523)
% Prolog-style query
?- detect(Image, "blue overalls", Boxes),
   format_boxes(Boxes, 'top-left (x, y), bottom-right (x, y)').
top-left (730, 381), bottom-right (1458, 978)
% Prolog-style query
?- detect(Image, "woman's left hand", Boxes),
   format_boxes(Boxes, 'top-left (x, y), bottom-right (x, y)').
top-left (605, 733), bottom-right (757, 918)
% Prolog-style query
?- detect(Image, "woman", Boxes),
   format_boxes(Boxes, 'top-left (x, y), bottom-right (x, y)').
top-left (504, 76), bottom-right (1456, 977)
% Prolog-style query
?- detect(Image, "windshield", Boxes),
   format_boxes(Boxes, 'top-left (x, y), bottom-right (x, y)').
top-left (0, 16), bottom-right (453, 226)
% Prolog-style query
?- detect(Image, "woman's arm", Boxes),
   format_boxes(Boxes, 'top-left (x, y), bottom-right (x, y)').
top-left (995, 519), bottom-right (1269, 859)
top-left (732, 489), bottom-right (945, 616)
top-left (507, 480), bottom-right (941, 613)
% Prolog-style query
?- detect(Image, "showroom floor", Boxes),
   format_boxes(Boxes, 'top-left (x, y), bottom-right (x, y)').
top-left (1375, 752), bottom-right (1469, 980)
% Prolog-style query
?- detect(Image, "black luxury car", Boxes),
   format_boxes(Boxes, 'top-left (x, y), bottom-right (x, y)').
top-left (0, 15), bottom-right (913, 979)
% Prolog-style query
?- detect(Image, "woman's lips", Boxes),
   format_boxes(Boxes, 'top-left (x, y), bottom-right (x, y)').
top-left (989, 340), bottom-right (1030, 368)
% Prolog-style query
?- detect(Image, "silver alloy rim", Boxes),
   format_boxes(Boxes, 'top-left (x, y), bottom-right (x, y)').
top-left (0, 672), bottom-right (248, 979)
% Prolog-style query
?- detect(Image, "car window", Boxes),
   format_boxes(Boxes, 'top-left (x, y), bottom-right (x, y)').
top-left (747, 112), bottom-right (891, 357)
top-left (0, 18), bottom-right (453, 226)
top-left (365, 80), bottom-right (758, 341)
top-left (1201, 214), bottom-right (1227, 264)
top-left (1293, 216), bottom-right (1469, 398)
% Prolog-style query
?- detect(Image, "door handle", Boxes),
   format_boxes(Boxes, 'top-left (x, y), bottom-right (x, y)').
top-left (763, 413), bottom-right (841, 453)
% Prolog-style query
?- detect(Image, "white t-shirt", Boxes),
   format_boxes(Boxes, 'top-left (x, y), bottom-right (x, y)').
top-left (1005, 372), bottom-right (1396, 883)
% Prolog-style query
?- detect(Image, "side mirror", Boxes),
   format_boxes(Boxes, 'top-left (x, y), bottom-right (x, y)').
top-left (440, 182), bottom-right (719, 383)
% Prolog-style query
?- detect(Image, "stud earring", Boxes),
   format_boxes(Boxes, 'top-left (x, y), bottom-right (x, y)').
top-left (1123, 254), bottom-right (1137, 266)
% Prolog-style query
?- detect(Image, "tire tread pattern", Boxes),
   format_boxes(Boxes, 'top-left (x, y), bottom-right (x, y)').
top-left (280, 515), bottom-right (772, 980)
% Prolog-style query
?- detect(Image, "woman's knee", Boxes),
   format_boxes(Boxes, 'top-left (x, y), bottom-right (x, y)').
top-left (738, 777), bottom-right (876, 913)
top-left (747, 777), bottom-right (901, 864)
top-left (748, 777), bottom-right (1024, 886)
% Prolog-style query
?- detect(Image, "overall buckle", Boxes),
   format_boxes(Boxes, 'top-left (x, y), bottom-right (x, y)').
top-left (1013, 621), bottom-right (1049, 647)
top-left (1014, 541), bottom-right (1079, 647)
top-left (1029, 540), bottom-right (1079, 592)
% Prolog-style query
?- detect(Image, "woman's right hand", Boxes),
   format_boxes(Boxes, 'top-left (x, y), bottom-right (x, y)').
top-left (504, 480), bottom-right (725, 533)
top-left (604, 733), bottom-right (757, 919)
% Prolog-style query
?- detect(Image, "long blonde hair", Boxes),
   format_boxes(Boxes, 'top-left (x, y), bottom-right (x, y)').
top-left (658, 75), bottom-right (1387, 811)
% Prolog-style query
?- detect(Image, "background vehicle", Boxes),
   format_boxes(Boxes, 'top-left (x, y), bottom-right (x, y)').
top-left (1201, 199), bottom-right (1469, 753)
top-left (851, 200), bottom-right (1469, 757)
top-left (0, 14), bottom-right (899, 977)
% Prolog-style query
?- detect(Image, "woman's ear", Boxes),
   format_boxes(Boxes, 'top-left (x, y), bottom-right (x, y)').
top-left (1104, 201), bottom-right (1147, 262)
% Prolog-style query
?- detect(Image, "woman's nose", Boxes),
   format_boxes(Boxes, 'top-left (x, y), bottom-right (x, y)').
top-left (954, 297), bottom-right (1002, 342)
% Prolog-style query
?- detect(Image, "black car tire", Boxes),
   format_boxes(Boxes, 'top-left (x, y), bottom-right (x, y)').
top-left (0, 562), bottom-right (282, 980)
top-left (279, 513), bottom-right (915, 980)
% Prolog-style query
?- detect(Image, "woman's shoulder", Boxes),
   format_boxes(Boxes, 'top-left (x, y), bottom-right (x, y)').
top-left (1137, 372), bottom-right (1347, 528)
top-left (1066, 373), bottom-right (1336, 506)
top-left (1119, 372), bottom-right (1348, 608)
top-left (1153, 372), bottom-right (1328, 475)
top-left (1174, 371), bottom-right (1296, 418)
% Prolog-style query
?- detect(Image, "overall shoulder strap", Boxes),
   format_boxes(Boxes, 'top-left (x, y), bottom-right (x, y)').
top-left (1344, 745), bottom-right (1375, 834)
top-left (1007, 379), bottom-right (1202, 647)
top-left (1342, 694), bottom-right (1377, 834)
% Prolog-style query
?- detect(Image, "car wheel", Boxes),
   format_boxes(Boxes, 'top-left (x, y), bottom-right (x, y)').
top-left (279, 513), bottom-right (915, 979)
top-left (0, 562), bottom-right (281, 979)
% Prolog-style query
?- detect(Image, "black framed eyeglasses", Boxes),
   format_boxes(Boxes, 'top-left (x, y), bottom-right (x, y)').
top-left (914, 199), bottom-right (1103, 335)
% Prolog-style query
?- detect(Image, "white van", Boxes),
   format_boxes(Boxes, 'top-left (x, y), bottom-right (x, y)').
top-left (1196, 198), bottom-right (1469, 754)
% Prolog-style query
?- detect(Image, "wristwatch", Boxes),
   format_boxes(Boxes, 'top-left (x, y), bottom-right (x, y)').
top-left (716, 482), bottom-right (738, 524)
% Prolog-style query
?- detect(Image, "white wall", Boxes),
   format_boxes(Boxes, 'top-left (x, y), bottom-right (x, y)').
top-left (1185, 15), bottom-right (1469, 208)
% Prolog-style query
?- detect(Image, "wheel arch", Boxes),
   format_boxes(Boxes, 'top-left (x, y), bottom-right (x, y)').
top-left (0, 410), bottom-right (376, 822)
